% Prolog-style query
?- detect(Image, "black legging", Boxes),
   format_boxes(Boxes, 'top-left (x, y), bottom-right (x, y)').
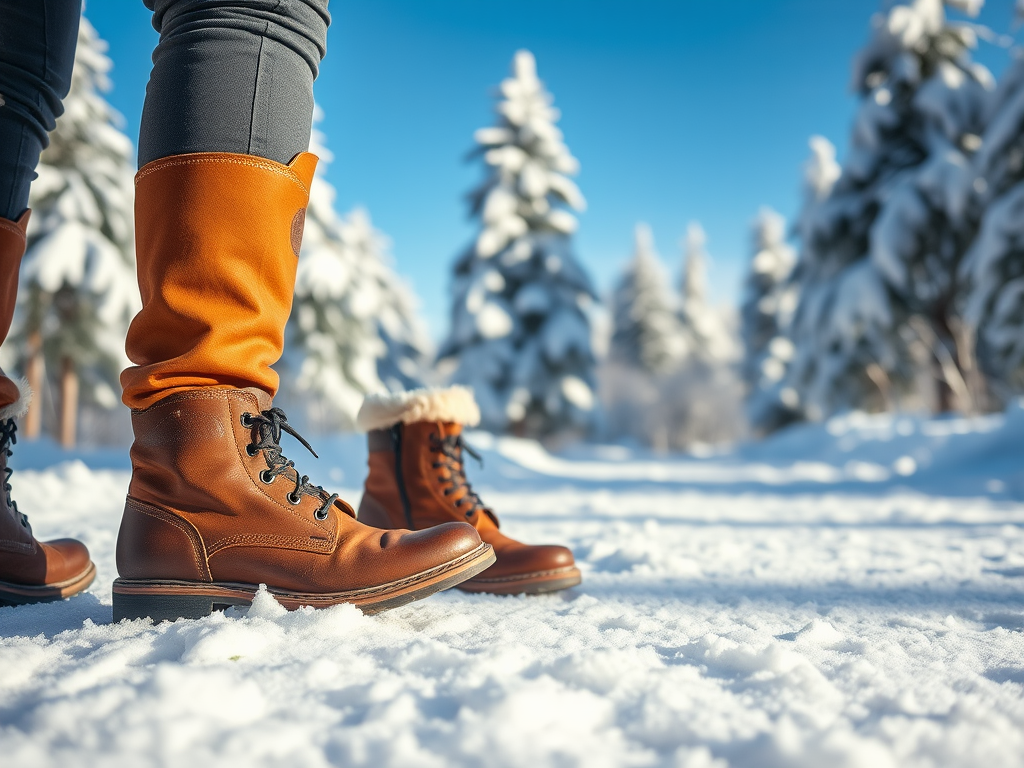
top-left (0, 0), bottom-right (330, 221)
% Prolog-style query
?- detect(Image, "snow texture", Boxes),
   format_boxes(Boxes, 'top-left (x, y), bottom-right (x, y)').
top-left (3, 403), bottom-right (1024, 767)
top-left (278, 108), bottom-right (432, 431)
top-left (439, 50), bottom-right (599, 439)
top-left (2, 15), bottom-right (140, 422)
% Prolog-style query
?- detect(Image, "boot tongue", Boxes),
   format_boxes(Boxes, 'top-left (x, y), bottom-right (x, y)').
top-left (432, 421), bottom-right (499, 531)
top-left (241, 387), bottom-right (274, 413)
top-left (437, 421), bottom-right (463, 438)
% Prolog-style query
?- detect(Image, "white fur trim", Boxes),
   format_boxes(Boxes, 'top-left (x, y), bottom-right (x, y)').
top-left (0, 377), bottom-right (31, 421)
top-left (356, 386), bottom-right (481, 431)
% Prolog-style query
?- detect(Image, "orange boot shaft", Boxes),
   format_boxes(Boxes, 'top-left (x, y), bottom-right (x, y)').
top-left (121, 152), bottom-right (318, 410)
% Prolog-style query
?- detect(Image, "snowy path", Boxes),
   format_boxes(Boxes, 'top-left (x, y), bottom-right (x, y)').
top-left (2, 411), bottom-right (1024, 768)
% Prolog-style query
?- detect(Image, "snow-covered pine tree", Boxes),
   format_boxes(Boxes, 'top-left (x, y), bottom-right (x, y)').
top-left (281, 113), bottom-right (431, 430)
top-left (958, 37), bottom-right (1024, 400)
top-left (9, 15), bottom-right (139, 447)
top-left (606, 222), bottom-right (744, 450)
top-left (438, 50), bottom-right (599, 438)
top-left (787, 0), bottom-right (987, 418)
top-left (958, 186), bottom-right (1024, 397)
top-left (741, 208), bottom-right (800, 434)
top-left (866, 0), bottom-right (992, 411)
top-left (678, 222), bottom-right (735, 362)
top-left (610, 223), bottom-right (686, 374)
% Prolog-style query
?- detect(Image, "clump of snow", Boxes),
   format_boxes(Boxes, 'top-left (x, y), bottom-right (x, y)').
top-left (3, 403), bottom-right (1023, 766)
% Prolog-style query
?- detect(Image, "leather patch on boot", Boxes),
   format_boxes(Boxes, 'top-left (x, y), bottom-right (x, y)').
top-left (290, 208), bottom-right (306, 257)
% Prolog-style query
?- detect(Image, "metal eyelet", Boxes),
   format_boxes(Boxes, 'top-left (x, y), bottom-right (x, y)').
top-left (245, 444), bottom-right (258, 457)
top-left (240, 413), bottom-right (254, 428)
top-left (287, 492), bottom-right (301, 505)
top-left (260, 470), bottom-right (274, 484)
top-left (314, 508), bottom-right (329, 521)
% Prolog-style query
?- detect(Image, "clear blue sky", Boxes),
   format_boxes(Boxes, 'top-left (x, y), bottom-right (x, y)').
top-left (83, 0), bottom-right (1019, 340)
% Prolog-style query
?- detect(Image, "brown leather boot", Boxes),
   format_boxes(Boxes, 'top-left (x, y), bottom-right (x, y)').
top-left (113, 154), bottom-right (492, 622)
top-left (356, 387), bottom-right (582, 595)
top-left (0, 213), bottom-right (95, 605)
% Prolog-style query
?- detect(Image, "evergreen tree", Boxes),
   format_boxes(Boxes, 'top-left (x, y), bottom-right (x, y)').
top-left (959, 184), bottom-right (1024, 396)
top-left (866, 0), bottom-right (992, 411)
top-left (281, 114), bottom-right (431, 430)
top-left (438, 50), bottom-right (598, 438)
top-left (741, 208), bottom-right (800, 433)
top-left (678, 222), bottom-right (734, 362)
top-left (11, 16), bottom-right (139, 447)
top-left (959, 44), bottom-right (1024, 399)
top-left (787, 0), bottom-right (987, 418)
top-left (610, 223), bottom-right (685, 374)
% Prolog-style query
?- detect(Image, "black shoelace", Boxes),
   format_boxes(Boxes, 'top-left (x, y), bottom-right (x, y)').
top-left (0, 418), bottom-right (30, 532)
top-left (241, 408), bottom-right (338, 521)
top-left (430, 433), bottom-right (486, 518)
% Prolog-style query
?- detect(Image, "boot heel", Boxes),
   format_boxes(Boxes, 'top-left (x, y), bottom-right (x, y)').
top-left (112, 591), bottom-right (216, 623)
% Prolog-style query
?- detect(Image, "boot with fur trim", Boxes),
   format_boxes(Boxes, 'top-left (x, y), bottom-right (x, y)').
top-left (357, 386), bottom-right (582, 595)
top-left (0, 214), bottom-right (95, 605)
top-left (113, 154), bottom-right (493, 622)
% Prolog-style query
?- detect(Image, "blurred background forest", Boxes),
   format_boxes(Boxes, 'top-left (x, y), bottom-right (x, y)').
top-left (4, 0), bottom-right (1024, 451)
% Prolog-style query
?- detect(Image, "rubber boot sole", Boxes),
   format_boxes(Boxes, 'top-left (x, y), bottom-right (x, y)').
top-left (111, 542), bottom-right (496, 623)
top-left (456, 565), bottom-right (582, 595)
top-left (0, 561), bottom-right (97, 606)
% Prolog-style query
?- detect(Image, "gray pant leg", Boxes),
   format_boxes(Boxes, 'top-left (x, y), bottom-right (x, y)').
top-left (138, 0), bottom-right (330, 167)
top-left (0, 0), bottom-right (80, 220)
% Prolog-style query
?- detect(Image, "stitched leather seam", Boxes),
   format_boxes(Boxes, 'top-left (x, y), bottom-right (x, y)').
top-left (207, 534), bottom-right (332, 554)
top-left (0, 538), bottom-right (35, 554)
top-left (0, 219), bottom-right (25, 238)
top-left (126, 497), bottom-right (210, 580)
top-left (129, 387), bottom-right (245, 414)
top-left (135, 155), bottom-right (310, 196)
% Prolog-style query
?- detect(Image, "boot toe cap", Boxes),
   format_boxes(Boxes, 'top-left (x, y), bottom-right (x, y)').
top-left (490, 542), bottom-right (575, 577)
top-left (392, 522), bottom-right (483, 563)
top-left (40, 538), bottom-right (93, 583)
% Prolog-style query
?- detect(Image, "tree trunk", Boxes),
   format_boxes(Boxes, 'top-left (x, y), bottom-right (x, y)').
top-left (935, 360), bottom-right (955, 413)
top-left (59, 356), bottom-right (77, 448)
top-left (24, 331), bottom-right (44, 439)
top-left (865, 363), bottom-right (893, 413)
top-left (931, 312), bottom-right (967, 414)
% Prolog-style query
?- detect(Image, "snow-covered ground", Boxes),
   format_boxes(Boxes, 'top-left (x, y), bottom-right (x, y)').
top-left (3, 405), bottom-right (1024, 768)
